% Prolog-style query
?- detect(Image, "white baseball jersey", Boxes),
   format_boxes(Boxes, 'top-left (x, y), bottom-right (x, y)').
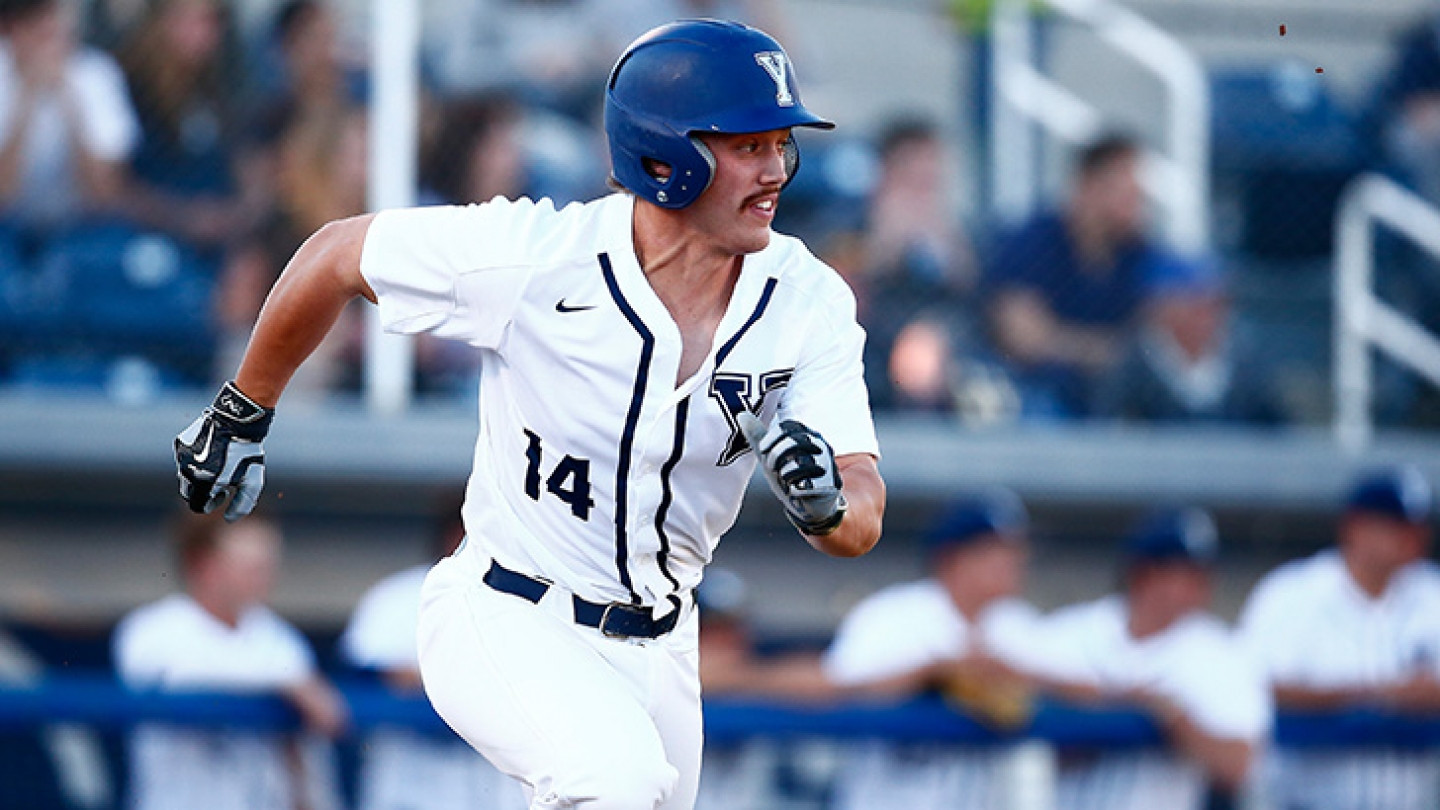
top-left (341, 565), bottom-right (527, 810)
top-left (361, 192), bottom-right (878, 609)
top-left (1042, 595), bottom-right (1272, 810)
top-left (821, 580), bottom-right (1056, 810)
top-left (112, 594), bottom-right (340, 810)
top-left (1239, 551), bottom-right (1440, 810)
top-left (365, 192), bottom-right (876, 810)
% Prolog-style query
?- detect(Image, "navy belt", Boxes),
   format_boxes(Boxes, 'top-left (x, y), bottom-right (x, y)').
top-left (483, 559), bottom-right (681, 639)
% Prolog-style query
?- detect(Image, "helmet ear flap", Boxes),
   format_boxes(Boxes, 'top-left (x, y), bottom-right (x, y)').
top-left (781, 135), bottom-right (800, 191)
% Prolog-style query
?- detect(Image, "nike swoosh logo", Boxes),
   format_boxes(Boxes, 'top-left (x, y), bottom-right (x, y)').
top-left (555, 299), bottom-right (596, 313)
top-left (192, 422), bottom-right (216, 463)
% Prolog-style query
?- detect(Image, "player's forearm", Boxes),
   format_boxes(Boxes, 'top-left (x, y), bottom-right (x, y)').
top-left (235, 215), bottom-right (376, 407)
top-left (1272, 683), bottom-right (1376, 711)
top-left (805, 455), bottom-right (883, 557)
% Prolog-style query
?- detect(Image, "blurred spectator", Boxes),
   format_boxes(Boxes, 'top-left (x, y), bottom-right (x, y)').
top-left (1094, 253), bottom-right (1287, 426)
top-left (340, 493), bottom-right (526, 810)
top-left (245, 0), bottom-right (363, 124)
top-left (1239, 465), bottom-right (1440, 810)
top-left (112, 511), bottom-right (347, 810)
top-left (981, 133), bottom-right (1175, 419)
top-left (420, 90), bottom-right (525, 207)
top-left (693, 567), bottom-right (837, 810)
top-left (1369, 12), bottom-right (1440, 206)
top-left (849, 115), bottom-right (976, 413)
top-left (215, 101), bottom-right (367, 398)
top-left (115, 0), bottom-right (267, 252)
top-left (408, 90), bottom-right (531, 399)
top-left (821, 489), bottom-right (1080, 810)
top-left (0, 0), bottom-right (137, 236)
top-left (1044, 506), bottom-right (1271, 810)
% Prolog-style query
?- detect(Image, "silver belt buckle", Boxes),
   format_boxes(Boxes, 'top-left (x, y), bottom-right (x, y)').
top-left (598, 602), bottom-right (630, 638)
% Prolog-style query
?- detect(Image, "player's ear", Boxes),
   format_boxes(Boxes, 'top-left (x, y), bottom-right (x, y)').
top-left (643, 158), bottom-right (673, 181)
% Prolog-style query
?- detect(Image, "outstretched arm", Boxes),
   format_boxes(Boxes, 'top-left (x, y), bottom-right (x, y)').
top-left (175, 215), bottom-right (377, 520)
top-left (235, 214), bottom-right (378, 407)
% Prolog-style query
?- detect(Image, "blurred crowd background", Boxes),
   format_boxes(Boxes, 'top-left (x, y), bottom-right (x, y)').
top-left (5, 0), bottom-right (1440, 808)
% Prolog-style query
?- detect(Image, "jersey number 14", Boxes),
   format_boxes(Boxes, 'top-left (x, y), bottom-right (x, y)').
top-left (522, 429), bottom-right (594, 520)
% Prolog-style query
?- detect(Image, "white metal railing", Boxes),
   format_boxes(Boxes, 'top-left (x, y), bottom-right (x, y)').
top-left (990, 0), bottom-right (1210, 254)
top-left (1333, 173), bottom-right (1440, 450)
top-left (364, 0), bottom-right (421, 415)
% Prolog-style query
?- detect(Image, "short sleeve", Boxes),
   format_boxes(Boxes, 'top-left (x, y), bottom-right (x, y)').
top-left (340, 571), bottom-right (424, 671)
top-left (1167, 631), bottom-right (1273, 741)
top-left (822, 585), bottom-right (960, 686)
top-left (779, 279), bottom-right (879, 459)
top-left (112, 610), bottom-right (162, 687)
top-left (360, 200), bottom-right (550, 348)
top-left (979, 599), bottom-right (1060, 676)
top-left (1236, 572), bottom-right (1305, 683)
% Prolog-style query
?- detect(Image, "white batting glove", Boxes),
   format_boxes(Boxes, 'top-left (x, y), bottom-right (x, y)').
top-left (174, 381), bottom-right (273, 522)
top-left (738, 412), bottom-right (847, 536)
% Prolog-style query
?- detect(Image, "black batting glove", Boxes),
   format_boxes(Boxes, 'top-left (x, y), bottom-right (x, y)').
top-left (174, 381), bottom-right (274, 522)
top-left (738, 413), bottom-right (847, 536)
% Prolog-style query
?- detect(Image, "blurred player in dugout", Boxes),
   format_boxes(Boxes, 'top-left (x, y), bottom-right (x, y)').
top-left (112, 511), bottom-right (347, 810)
top-left (820, 488), bottom-right (1088, 810)
top-left (1241, 464), bottom-right (1440, 810)
top-left (1043, 506), bottom-right (1272, 810)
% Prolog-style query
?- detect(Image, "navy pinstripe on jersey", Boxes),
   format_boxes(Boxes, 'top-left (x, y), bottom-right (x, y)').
top-left (599, 252), bottom-right (651, 604)
top-left (655, 397), bottom-right (689, 596)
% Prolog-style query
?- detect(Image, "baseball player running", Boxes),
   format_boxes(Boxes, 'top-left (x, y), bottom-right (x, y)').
top-left (173, 18), bottom-right (884, 810)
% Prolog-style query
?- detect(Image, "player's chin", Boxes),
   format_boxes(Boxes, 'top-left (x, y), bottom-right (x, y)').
top-left (732, 225), bottom-right (773, 255)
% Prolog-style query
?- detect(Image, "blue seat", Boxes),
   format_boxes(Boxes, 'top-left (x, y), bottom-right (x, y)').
top-left (25, 220), bottom-right (218, 381)
top-left (1210, 63), bottom-right (1365, 260)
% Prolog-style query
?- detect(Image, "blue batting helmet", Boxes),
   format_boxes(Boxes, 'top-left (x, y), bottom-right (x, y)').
top-left (604, 19), bottom-right (834, 209)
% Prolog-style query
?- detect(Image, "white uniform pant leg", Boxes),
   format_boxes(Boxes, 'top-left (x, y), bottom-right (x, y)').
top-left (417, 556), bottom-right (700, 810)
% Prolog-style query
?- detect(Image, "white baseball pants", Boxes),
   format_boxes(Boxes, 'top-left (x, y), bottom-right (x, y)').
top-left (417, 553), bottom-right (703, 810)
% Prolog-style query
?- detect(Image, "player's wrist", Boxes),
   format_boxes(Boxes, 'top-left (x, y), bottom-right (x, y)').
top-left (788, 493), bottom-right (847, 536)
top-left (208, 380), bottom-right (274, 441)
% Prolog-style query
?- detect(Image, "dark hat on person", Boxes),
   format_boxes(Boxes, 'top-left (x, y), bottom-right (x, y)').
top-left (924, 488), bottom-right (1028, 559)
top-left (1345, 465), bottom-right (1432, 525)
top-left (1122, 506), bottom-right (1219, 567)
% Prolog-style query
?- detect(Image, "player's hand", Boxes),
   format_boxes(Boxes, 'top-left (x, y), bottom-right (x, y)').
top-left (738, 413), bottom-right (846, 536)
top-left (174, 381), bottom-right (274, 522)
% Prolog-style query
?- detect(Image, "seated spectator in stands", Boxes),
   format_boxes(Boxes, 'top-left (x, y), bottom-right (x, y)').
top-left (409, 90), bottom-right (527, 399)
top-left (420, 90), bottom-right (526, 207)
top-left (1094, 253), bottom-right (1287, 425)
top-left (821, 489), bottom-right (1083, 810)
top-left (981, 133), bottom-right (1171, 418)
top-left (1239, 465), bottom-right (1440, 810)
top-left (1368, 12), bottom-right (1440, 206)
top-left (850, 116), bottom-right (976, 412)
top-left (0, 0), bottom-right (137, 237)
top-left (116, 0), bottom-right (266, 254)
top-left (112, 511), bottom-right (347, 810)
top-left (341, 493), bottom-right (526, 810)
top-left (1045, 506), bottom-right (1271, 810)
top-left (215, 101), bottom-right (367, 399)
top-left (245, 0), bottom-right (364, 137)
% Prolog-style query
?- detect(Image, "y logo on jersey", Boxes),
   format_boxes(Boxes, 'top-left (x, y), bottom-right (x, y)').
top-left (754, 52), bottom-right (794, 107)
top-left (710, 369), bottom-right (793, 465)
